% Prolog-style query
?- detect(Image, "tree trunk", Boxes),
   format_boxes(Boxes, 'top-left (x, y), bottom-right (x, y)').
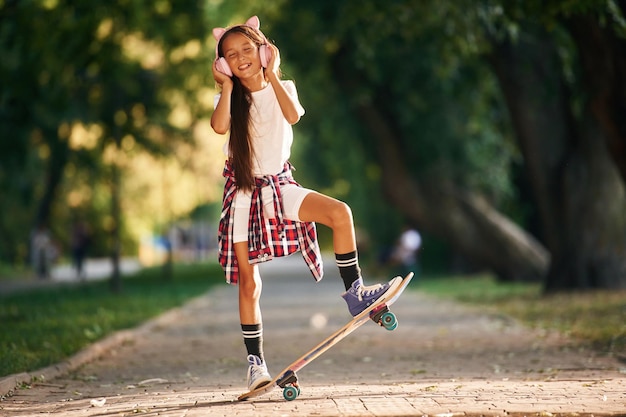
top-left (549, 115), bottom-right (626, 290)
top-left (563, 13), bottom-right (626, 185)
top-left (488, 28), bottom-right (626, 291)
top-left (34, 127), bottom-right (70, 230)
top-left (109, 162), bottom-right (122, 293)
top-left (109, 133), bottom-right (122, 294)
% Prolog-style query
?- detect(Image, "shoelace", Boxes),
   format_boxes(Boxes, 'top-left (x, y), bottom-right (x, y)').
top-left (250, 363), bottom-right (267, 379)
top-left (248, 354), bottom-right (262, 366)
top-left (248, 355), bottom-right (268, 380)
top-left (356, 283), bottom-right (384, 301)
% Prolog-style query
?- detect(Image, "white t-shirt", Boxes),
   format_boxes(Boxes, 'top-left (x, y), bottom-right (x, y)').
top-left (215, 80), bottom-right (305, 176)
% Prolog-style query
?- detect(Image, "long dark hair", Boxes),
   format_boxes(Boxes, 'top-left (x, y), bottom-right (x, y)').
top-left (217, 25), bottom-right (267, 191)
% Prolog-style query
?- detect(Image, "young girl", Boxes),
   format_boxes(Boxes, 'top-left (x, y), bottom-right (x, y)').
top-left (211, 16), bottom-right (401, 391)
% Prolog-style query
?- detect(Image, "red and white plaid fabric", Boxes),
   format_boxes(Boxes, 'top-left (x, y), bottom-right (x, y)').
top-left (218, 160), bottom-right (324, 285)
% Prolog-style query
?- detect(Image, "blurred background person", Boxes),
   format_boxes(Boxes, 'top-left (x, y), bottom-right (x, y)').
top-left (391, 226), bottom-right (422, 278)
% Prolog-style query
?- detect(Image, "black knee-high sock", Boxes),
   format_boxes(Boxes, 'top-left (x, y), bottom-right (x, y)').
top-left (336, 251), bottom-right (362, 290)
top-left (241, 323), bottom-right (264, 361)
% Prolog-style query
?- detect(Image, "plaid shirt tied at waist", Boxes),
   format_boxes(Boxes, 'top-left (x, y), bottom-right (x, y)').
top-left (218, 161), bottom-right (324, 285)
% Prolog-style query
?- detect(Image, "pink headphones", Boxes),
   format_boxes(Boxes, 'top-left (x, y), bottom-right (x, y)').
top-left (212, 16), bottom-right (270, 77)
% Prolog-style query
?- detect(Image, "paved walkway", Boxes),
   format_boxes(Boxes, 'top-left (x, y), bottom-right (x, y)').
top-left (1, 256), bottom-right (624, 416)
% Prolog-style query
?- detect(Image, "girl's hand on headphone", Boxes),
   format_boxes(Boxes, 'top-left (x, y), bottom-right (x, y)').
top-left (265, 43), bottom-right (281, 77)
top-left (212, 60), bottom-right (232, 86)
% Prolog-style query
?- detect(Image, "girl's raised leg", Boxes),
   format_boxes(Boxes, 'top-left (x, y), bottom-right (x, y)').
top-left (298, 192), bottom-right (401, 316)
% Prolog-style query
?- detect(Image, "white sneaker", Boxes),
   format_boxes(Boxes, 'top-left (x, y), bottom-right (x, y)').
top-left (246, 354), bottom-right (272, 391)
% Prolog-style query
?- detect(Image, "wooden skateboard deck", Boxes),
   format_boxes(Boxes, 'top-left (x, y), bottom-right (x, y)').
top-left (238, 272), bottom-right (414, 401)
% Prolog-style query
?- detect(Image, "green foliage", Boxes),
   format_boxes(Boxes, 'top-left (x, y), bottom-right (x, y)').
top-left (202, 0), bottom-right (537, 261)
top-left (2, 0), bottom-right (624, 280)
top-left (259, 1), bottom-right (522, 255)
top-left (0, 262), bottom-right (223, 377)
top-left (418, 274), bottom-right (626, 353)
top-left (0, 0), bottom-right (213, 263)
top-left (263, 0), bottom-right (626, 270)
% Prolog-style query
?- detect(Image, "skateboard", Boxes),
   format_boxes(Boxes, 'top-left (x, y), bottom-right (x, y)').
top-left (238, 272), bottom-right (414, 401)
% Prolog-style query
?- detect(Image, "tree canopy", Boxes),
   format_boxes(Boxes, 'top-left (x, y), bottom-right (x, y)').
top-left (1, 0), bottom-right (624, 291)
top-left (0, 0), bottom-right (219, 266)
top-left (261, 0), bottom-right (626, 289)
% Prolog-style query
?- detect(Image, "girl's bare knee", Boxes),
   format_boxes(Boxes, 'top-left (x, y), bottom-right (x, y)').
top-left (331, 200), bottom-right (353, 229)
top-left (239, 274), bottom-right (262, 302)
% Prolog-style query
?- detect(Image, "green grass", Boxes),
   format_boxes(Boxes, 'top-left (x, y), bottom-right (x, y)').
top-left (0, 262), bottom-right (34, 281)
top-left (417, 274), bottom-right (626, 354)
top-left (0, 262), bottom-right (224, 378)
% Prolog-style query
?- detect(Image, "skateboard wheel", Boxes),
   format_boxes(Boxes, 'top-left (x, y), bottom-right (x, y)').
top-left (283, 385), bottom-right (299, 401)
top-left (381, 311), bottom-right (397, 331)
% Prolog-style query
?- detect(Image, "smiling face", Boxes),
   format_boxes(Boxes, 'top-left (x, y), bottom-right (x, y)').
top-left (220, 31), bottom-right (263, 80)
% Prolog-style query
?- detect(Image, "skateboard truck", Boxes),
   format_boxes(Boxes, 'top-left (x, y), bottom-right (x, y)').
top-left (370, 304), bottom-right (398, 331)
top-left (276, 370), bottom-right (300, 401)
top-left (276, 370), bottom-right (298, 388)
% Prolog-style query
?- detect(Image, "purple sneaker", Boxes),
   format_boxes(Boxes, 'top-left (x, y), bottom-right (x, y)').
top-left (341, 277), bottom-right (402, 316)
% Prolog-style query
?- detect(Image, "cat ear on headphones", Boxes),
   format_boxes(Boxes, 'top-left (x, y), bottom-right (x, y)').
top-left (245, 16), bottom-right (260, 30)
top-left (212, 27), bottom-right (226, 42)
